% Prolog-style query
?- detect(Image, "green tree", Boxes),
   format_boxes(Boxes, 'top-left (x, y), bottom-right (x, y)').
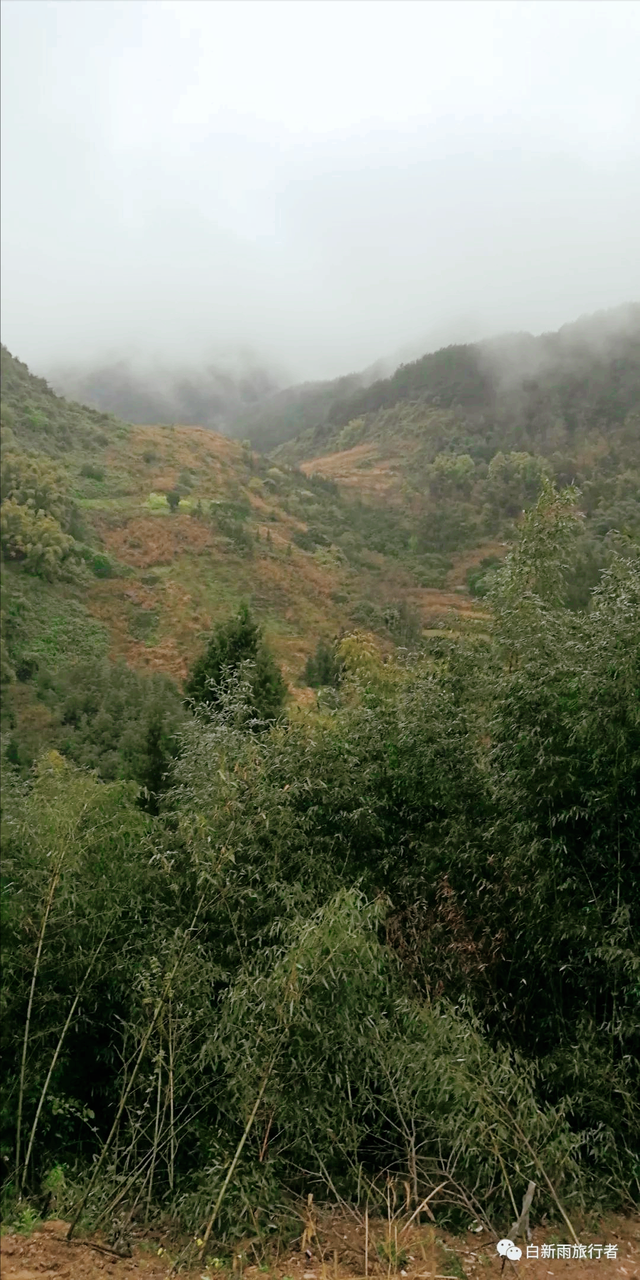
top-left (184, 603), bottom-right (287, 721)
top-left (304, 637), bottom-right (343, 688)
top-left (485, 450), bottom-right (549, 521)
top-left (427, 452), bottom-right (475, 498)
top-left (166, 489), bottom-right (181, 511)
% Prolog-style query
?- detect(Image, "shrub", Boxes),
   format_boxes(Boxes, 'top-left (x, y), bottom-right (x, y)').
top-left (147, 491), bottom-right (169, 510)
top-left (466, 555), bottom-right (502, 597)
top-left (0, 499), bottom-right (74, 579)
top-left (184, 603), bottom-right (287, 722)
top-left (304, 638), bottom-right (344, 688)
top-left (79, 463), bottom-right (105, 481)
top-left (91, 552), bottom-right (116, 579)
top-left (2, 451), bottom-right (73, 529)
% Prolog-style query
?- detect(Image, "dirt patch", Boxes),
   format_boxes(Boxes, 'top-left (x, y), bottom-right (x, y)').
top-left (1, 1215), bottom-right (638, 1280)
top-left (0, 1221), bottom-right (168, 1279)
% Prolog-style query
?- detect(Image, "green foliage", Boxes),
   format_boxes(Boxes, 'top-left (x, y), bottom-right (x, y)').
top-left (166, 489), bottom-right (181, 511)
top-left (44, 658), bottom-right (185, 794)
top-left (80, 462), bottom-right (105, 481)
top-left (417, 502), bottom-right (473, 553)
top-left (427, 451), bottom-right (475, 497)
top-left (304, 637), bottom-right (343, 688)
top-left (1, 341), bottom-right (639, 1242)
top-left (89, 551), bottom-right (117, 579)
top-left (349, 598), bottom-right (423, 645)
top-left (486, 451), bottom-right (549, 520)
top-left (209, 500), bottom-right (254, 554)
top-left (1, 757), bottom-right (158, 1179)
top-left (0, 446), bottom-right (81, 578)
top-left (1, 450), bottom-right (74, 528)
top-left (184, 603), bottom-right (287, 722)
top-left (1, 344), bottom-right (117, 456)
top-left (1, 571), bottom-right (110, 675)
top-left (466, 555), bottom-right (502, 597)
top-left (0, 498), bottom-right (75, 579)
top-left (147, 491), bottom-right (169, 510)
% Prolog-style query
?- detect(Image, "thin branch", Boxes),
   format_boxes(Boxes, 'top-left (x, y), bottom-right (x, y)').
top-left (21, 925), bottom-right (111, 1190)
top-left (66, 895), bottom-right (205, 1242)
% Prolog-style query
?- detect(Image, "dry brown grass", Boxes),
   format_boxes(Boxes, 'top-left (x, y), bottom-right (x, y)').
top-left (96, 513), bottom-right (215, 569)
top-left (300, 444), bottom-right (413, 506)
top-left (71, 420), bottom-right (486, 689)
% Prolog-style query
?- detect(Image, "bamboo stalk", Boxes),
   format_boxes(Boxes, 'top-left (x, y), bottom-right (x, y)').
top-left (502, 1112), bottom-right (579, 1245)
top-left (66, 895), bottom-right (205, 1242)
top-left (365, 1202), bottom-right (369, 1279)
top-left (195, 1061), bottom-right (275, 1264)
top-left (168, 1000), bottom-right (175, 1192)
top-left (145, 1049), bottom-right (163, 1222)
top-left (15, 852), bottom-right (64, 1192)
top-left (21, 928), bottom-right (110, 1190)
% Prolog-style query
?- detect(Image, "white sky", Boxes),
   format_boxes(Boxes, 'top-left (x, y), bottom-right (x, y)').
top-left (2, 0), bottom-right (639, 382)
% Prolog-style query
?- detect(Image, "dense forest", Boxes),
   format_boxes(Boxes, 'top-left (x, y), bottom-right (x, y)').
top-left (1, 317), bottom-right (639, 1261)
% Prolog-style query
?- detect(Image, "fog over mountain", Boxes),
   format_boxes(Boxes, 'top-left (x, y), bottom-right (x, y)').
top-left (2, 1), bottom-right (640, 387)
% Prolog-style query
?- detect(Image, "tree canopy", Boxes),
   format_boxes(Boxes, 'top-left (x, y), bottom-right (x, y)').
top-left (184, 602), bottom-right (287, 722)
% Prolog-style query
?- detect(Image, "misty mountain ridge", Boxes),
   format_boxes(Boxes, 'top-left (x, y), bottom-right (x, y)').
top-left (275, 303), bottom-right (640, 467)
top-left (48, 304), bottom-right (640, 456)
top-left (49, 355), bottom-right (284, 434)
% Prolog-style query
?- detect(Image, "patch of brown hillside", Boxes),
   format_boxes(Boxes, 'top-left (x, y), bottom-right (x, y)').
top-left (406, 587), bottom-right (489, 626)
top-left (301, 444), bottom-right (413, 505)
top-left (104, 424), bottom-right (248, 502)
top-left (95, 514), bottom-right (215, 568)
top-left (446, 542), bottom-right (508, 587)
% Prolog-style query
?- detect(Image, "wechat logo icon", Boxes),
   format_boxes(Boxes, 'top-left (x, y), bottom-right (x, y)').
top-left (497, 1239), bottom-right (523, 1262)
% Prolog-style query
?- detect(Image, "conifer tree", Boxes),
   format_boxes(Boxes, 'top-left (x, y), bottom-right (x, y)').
top-left (184, 603), bottom-right (287, 721)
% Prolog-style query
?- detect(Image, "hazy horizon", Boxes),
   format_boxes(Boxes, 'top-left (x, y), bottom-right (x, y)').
top-left (2, 0), bottom-right (640, 386)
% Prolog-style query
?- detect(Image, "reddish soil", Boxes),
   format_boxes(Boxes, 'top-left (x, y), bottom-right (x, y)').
top-left (2, 1214), bottom-right (638, 1280)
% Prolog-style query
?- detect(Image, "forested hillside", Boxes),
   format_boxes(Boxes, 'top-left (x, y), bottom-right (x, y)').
top-left (282, 305), bottom-right (640, 450)
top-left (275, 306), bottom-right (640, 605)
top-left (1, 330), bottom-right (639, 1258)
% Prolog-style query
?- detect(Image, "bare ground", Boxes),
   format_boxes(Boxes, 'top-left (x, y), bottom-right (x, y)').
top-left (2, 1213), bottom-right (638, 1280)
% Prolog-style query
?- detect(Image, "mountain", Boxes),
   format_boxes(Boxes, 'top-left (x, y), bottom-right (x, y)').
top-left (49, 355), bottom-right (283, 432)
top-left (3, 302), bottom-right (638, 741)
top-left (46, 307), bottom-right (640, 466)
top-left (224, 359), bottom-right (389, 450)
top-left (2, 323), bottom-right (639, 1241)
top-left (271, 307), bottom-right (640, 596)
top-left (3, 344), bottom-right (490, 766)
top-left (50, 355), bottom-right (390, 451)
top-left (275, 304), bottom-right (640, 463)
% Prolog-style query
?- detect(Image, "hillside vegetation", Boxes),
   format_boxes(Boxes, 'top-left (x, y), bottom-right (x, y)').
top-left (1, 322), bottom-right (639, 1253)
top-left (274, 306), bottom-right (640, 605)
top-left (1, 345), bottom-right (480, 770)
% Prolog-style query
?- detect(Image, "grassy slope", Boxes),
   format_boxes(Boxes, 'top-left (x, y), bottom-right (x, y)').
top-left (2, 349), bottom-right (487, 714)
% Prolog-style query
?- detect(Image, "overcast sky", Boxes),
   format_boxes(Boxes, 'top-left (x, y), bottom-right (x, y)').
top-left (2, 0), bottom-right (639, 384)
